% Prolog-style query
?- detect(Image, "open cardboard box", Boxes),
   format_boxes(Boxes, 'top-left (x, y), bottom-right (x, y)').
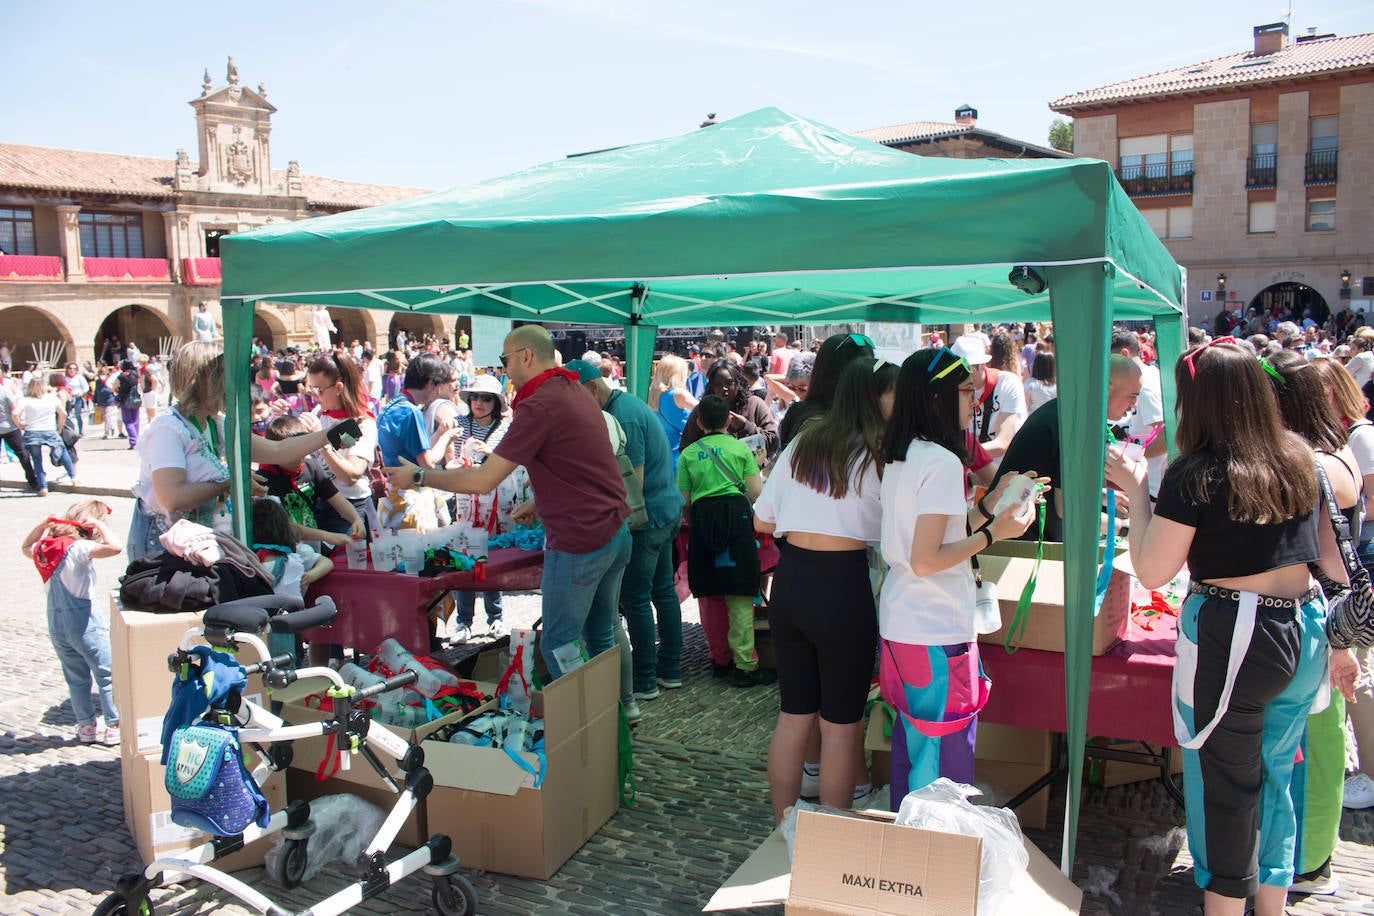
top-left (975, 542), bottom-right (1130, 656)
top-left (110, 594), bottom-right (264, 758)
top-left (706, 808), bottom-right (1081, 915)
top-left (121, 750), bottom-right (287, 871)
top-left (423, 646), bottom-right (621, 879)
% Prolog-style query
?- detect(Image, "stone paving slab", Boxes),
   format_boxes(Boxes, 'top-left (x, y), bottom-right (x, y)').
top-left (0, 480), bottom-right (1372, 915)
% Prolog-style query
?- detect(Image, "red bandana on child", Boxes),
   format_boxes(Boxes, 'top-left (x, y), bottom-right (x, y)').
top-left (511, 368), bottom-right (579, 408)
top-left (321, 406), bottom-right (375, 421)
top-left (32, 517), bottom-right (87, 583)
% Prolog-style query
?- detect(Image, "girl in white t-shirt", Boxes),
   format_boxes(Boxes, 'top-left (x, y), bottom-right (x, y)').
top-left (878, 347), bottom-right (1037, 809)
top-left (755, 358), bottom-right (898, 821)
top-left (16, 376), bottom-right (76, 496)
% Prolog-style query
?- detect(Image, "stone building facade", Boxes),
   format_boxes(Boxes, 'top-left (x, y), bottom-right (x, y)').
top-left (1051, 23), bottom-right (1374, 325)
top-left (0, 59), bottom-right (436, 368)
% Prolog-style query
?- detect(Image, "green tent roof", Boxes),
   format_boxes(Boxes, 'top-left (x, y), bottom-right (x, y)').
top-left (221, 106), bottom-right (1183, 324)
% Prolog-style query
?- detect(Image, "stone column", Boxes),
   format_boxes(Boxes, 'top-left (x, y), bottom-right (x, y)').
top-left (55, 205), bottom-right (83, 279)
top-left (164, 211), bottom-right (189, 282)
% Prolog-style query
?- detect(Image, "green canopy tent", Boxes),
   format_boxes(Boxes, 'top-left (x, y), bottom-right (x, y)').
top-left (220, 107), bottom-right (1186, 874)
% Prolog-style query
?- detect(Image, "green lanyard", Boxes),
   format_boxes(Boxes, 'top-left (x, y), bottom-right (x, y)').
top-left (186, 414), bottom-right (221, 458)
top-left (1003, 499), bottom-right (1047, 655)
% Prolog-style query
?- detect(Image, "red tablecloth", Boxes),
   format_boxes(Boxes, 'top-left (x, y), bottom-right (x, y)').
top-left (979, 613), bottom-right (1178, 748)
top-left (302, 547), bottom-right (544, 654)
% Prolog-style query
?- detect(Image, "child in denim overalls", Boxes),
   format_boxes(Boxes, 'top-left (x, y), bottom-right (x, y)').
top-left (22, 500), bottom-right (124, 744)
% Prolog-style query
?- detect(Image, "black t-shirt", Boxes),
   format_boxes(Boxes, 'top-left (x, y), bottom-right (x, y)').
top-left (257, 456), bottom-right (339, 530)
top-left (992, 400), bottom-right (1063, 541)
top-left (1153, 457), bottom-right (1320, 580)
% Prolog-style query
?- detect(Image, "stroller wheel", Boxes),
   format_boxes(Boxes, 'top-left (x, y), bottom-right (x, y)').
top-left (277, 838), bottom-right (309, 889)
top-left (93, 893), bottom-right (153, 916)
top-left (431, 873), bottom-right (477, 916)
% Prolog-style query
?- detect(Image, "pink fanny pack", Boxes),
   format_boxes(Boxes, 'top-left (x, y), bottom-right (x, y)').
top-left (879, 640), bottom-right (990, 738)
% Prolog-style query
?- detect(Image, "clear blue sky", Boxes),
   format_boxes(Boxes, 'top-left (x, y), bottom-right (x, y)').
top-left (6, 1), bottom-right (1369, 191)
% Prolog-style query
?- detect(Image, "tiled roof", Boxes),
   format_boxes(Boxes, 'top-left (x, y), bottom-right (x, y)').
top-left (1051, 32), bottom-right (1374, 110)
top-left (853, 120), bottom-right (963, 145)
top-left (0, 142), bottom-right (425, 208)
top-left (853, 120), bottom-right (1068, 158)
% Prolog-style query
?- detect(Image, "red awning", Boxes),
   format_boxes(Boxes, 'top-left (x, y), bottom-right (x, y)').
top-left (182, 257), bottom-right (222, 285)
top-left (85, 257), bottom-right (171, 282)
top-left (0, 254), bottom-right (64, 282)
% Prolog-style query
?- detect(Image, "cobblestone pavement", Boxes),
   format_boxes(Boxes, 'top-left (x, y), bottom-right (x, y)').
top-left (2, 441), bottom-right (1373, 914)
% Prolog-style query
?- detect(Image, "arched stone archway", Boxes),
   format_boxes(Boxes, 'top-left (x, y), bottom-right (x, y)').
top-left (328, 308), bottom-right (376, 352)
top-left (1248, 282), bottom-right (1330, 325)
top-left (0, 305), bottom-right (77, 370)
top-left (94, 304), bottom-right (178, 364)
top-left (252, 307), bottom-right (290, 352)
top-left (387, 313), bottom-right (447, 350)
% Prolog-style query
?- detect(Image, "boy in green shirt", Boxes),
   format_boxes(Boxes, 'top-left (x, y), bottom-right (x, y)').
top-left (675, 395), bottom-right (773, 687)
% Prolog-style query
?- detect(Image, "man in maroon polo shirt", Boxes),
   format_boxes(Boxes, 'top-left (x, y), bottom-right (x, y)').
top-left (385, 324), bottom-right (631, 678)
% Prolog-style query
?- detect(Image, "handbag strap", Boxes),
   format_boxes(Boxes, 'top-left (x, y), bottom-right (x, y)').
top-left (696, 440), bottom-right (747, 494)
top-left (1314, 459), bottom-right (1363, 584)
top-left (1003, 499), bottom-right (1047, 654)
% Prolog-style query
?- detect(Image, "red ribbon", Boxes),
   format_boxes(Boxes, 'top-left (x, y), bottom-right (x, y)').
top-left (510, 368), bottom-right (579, 408)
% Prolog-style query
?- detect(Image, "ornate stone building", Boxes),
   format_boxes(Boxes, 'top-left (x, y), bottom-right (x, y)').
top-left (0, 59), bottom-right (435, 368)
top-left (1051, 23), bottom-right (1374, 324)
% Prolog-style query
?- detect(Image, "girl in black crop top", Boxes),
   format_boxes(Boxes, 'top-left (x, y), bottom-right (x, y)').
top-left (1104, 341), bottom-right (1339, 916)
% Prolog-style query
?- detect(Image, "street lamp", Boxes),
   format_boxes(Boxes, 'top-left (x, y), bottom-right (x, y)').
top-left (1216, 273), bottom-right (1227, 295)
top-left (1341, 269), bottom-right (1352, 288)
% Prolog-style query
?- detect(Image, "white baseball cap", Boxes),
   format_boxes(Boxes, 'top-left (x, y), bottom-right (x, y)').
top-left (950, 334), bottom-right (992, 366)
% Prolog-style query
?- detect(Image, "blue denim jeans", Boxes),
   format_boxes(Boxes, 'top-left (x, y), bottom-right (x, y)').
top-left (619, 521), bottom-right (683, 692)
top-left (127, 499), bottom-right (163, 563)
top-left (539, 524), bottom-right (632, 680)
top-left (456, 590), bottom-right (504, 626)
top-left (47, 575), bottom-right (119, 727)
top-left (23, 430), bottom-right (75, 492)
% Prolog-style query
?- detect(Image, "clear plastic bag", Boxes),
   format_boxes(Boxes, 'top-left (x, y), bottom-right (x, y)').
top-left (265, 794), bottom-right (385, 886)
top-left (894, 778), bottom-right (1028, 914)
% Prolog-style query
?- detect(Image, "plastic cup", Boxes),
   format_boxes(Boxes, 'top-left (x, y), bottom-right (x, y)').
top-left (467, 527), bottom-right (488, 561)
top-left (345, 539), bottom-right (368, 570)
top-left (397, 530), bottom-right (423, 575)
top-left (1122, 442), bottom-right (1145, 463)
top-left (372, 533), bottom-right (396, 572)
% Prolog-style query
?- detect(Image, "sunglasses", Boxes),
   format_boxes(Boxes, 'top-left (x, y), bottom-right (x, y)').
top-left (927, 346), bottom-right (970, 382)
top-left (872, 357), bottom-right (891, 374)
top-left (470, 393), bottom-right (498, 402)
top-left (1182, 336), bottom-right (1238, 378)
top-left (498, 346), bottom-right (528, 368)
top-left (1261, 357), bottom-right (1286, 384)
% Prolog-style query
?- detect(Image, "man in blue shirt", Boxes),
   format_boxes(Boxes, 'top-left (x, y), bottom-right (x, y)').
top-left (568, 359), bottom-right (685, 700)
top-left (376, 353), bottom-right (458, 468)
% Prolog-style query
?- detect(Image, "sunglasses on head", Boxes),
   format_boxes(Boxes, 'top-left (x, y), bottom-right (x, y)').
top-left (927, 346), bottom-right (970, 382)
top-left (844, 333), bottom-right (875, 350)
top-left (1182, 336), bottom-right (1238, 378)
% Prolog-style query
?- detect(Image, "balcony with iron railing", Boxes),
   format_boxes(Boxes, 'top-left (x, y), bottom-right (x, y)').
top-left (1116, 162), bottom-right (1194, 197)
top-left (1246, 153), bottom-right (1277, 189)
top-left (1305, 148), bottom-right (1338, 186)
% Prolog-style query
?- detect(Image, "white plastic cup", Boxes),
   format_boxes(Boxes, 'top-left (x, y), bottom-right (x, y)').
top-left (372, 532), bottom-right (396, 572)
top-left (345, 539), bottom-right (368, 570)
top-left (397, 530), bottom-right (423, 575)
top-left (1122, 441), bottom-right (1145, 463)
top-left (467, 527), bottom-right (488, 561)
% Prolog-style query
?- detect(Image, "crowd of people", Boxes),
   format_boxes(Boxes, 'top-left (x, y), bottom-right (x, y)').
top-left (13, 312), bottom-right (1374, 915)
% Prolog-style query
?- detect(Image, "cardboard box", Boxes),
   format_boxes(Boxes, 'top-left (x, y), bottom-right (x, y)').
top-left (864, 702), bottom-right (892, 789)
top-left (1086, 739), bottom-right (1182, 788)
top-left (705, 808), bottom-right (1082, 915)
top-left (268, 673), bottom-right (495, 849)
top-left (975, 723), bottom-right (1052, 768)
top-left (424, 647), bottom-right (621, 879)
top-left (110, 595), bottom-right (264, 757)
top-left (121, 750), bottom-right (286, 870)
top-left (974, 760), bottom-right (1048, 831)
top-left (975, 547), bottom-right (1130, 656)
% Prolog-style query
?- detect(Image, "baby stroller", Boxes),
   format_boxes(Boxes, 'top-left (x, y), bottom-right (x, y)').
top-left (95, 594), bottom-right (478, 916)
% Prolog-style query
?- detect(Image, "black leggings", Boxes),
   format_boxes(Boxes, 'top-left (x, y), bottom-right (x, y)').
top-left (767, 539), bottom-right (877, 724)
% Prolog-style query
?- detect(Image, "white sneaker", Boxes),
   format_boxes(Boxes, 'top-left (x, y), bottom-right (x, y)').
top-left (800, 765), bottom-right (820, 799)
top-left (623, 699), bottom-right (642, 726)
top-left (486, 619), bottom-right (507, 638)
top-left (451, 625), bottom-right (471, 644)
top-left (1343, 772), bottom-right (1374, 809)
top-left (1289, 873), bottom-right (1339, 895)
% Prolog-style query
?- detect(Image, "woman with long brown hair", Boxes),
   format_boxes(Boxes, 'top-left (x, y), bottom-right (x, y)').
top-left (305, 351), bottom-right (380, 537)
top-left (1105, 341), bottom-right (1331, 916)
top-left (755, 357), bottom-right (898, 820)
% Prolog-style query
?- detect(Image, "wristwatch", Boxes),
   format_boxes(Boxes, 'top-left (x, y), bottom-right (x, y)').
top-left (412, 467), bottom-right (426, 488)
